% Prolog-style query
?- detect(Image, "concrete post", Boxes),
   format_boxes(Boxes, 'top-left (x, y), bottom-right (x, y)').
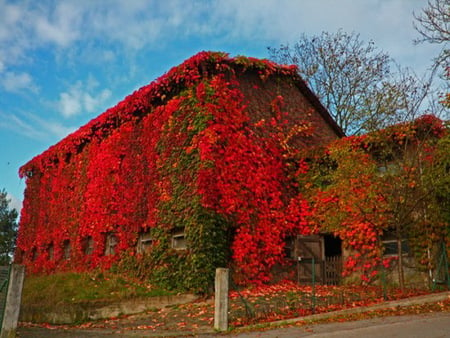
top-left (1, 265), bottom-right (25, 338)
top-left (214, 268), bottom-right (229, 331)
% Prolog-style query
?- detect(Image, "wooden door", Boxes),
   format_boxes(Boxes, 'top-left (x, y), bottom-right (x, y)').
top-left (295, 235), bottom-right (324, 284)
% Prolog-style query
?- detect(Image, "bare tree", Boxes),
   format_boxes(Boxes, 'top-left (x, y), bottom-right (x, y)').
top-left (414, 0), bottom-right (450, 122)
top-left (414, 0), bottom-right (450, 68)
top-left (268, 31), bottom-right (437, 135)
top-left (414, 0), bottom-right (450, 45)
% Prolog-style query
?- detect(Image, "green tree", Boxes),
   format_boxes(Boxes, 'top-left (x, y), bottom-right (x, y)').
top-left (363, 117), bottom-right (448, 288)
top-left (298, 116), bottom-right (448, 287)
top-left (426, 128), bottom-right (450, 229)
top-left (268, 30), bottom-right (436, 135)
top-left (0, 189), bottom-right (18, 265)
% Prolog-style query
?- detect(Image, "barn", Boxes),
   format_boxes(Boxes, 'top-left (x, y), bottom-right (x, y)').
top-left (15, 51), bottom-right (344, 291)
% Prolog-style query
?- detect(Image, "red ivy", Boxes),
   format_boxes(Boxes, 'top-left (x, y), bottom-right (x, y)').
top-left (15, 52), bottom-right (313, 283)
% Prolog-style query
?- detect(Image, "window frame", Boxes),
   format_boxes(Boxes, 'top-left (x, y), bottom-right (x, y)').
top-left (171, 230), bottom-right (187, 250)
top-left (104, 233), bottom-right (118, 256)
top-left (137, 231), bottom-right (153, 254)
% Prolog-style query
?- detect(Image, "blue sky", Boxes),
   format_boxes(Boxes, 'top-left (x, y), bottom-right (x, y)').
top-left (0, 0), bottom-right (444, 213)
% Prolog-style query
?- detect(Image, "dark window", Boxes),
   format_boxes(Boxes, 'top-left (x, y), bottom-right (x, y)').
top-left (137, 231), bottom-right (153, 254)
top-left (63, 240), bottom-right (71, 259)
top-left (381, 229), bottom-right (410, 256)
top-left (47, 243), bottom-right (54, 260)
top-left (31, 247), bottom-right (37, 261)
top-left (104, 233), bottom-right (118, 256)
top-left (324, 234), bottom-right (342, 257)
top-left (284, 236), bottom-right (295, 259)
top-left (383, 240), bottom-right (410, 256)
top-left (83, 236), bottom-right (94, 255)
top-left (172, 230), bottom-right (187, 250)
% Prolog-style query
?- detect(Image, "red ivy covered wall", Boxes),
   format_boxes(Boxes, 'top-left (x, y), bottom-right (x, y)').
top-left (15, 52), bottom-right (342, 288)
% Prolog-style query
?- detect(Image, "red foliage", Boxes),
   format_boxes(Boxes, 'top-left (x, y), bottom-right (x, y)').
top-left (16, 49), bottom-right (446, 286)
top-left (15, 51), bottom-right (314, 283)
top-left (306, 115), bottom-right (447, 281)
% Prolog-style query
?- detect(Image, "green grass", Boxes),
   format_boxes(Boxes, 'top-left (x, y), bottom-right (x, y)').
top-left (21, 271), bottom-right (174, 309)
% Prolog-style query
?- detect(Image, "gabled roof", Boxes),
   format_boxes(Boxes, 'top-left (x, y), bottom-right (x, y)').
top-left (20, 51), bottom-right (343, 177)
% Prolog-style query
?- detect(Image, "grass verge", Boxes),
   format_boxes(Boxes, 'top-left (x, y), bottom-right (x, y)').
top-left (21, 271), bottom-right (174, 309)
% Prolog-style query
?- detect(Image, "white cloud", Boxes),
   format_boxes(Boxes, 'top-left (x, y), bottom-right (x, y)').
top-left (0, 0), bottom-right (439, 105)
top-left (203, 0), bottom-right (436, 72)
top-left (59, 90), bottom-right (82, 118)
top-left (86, 0), bottom-right (186, 49)
top-left (43, 119), bottom-right (77, 138)
top-left (33, 2), bottom-right (82, 47)
top-left (1, 71), bottom-right (38, 94)
top-left (102, 50), bottom-right (116, 62)
top-left (6, 192), bottom-right (22, 213)
top-left (0, 2), bottom-right (34, 68)
top-left (58, 80), bottom-right (112, 118)
top-left (0, 1), bottom-right (83, 70)
top-left (0, 111), bottom-right (75, 140)
top-left (0, 0), bottom-right (435, 67)
top-left (0, 0), bottom-right (214, 68)
top-left (205, 0), bottom-right (420, 47)
top-left (0, 2), bottom-right (22, 41)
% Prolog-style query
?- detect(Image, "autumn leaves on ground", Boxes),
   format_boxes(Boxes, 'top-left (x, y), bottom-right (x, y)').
top-left (20, 272), bottom-right (449, 335)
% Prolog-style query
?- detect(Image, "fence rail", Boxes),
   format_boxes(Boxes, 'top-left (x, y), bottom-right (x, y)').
top-left (324, 256), bottom-right (342, 285)
top-left (229, 283), bottom-right (434, 326)
top-left (0, 266), bottom-right (10, 330)
top-left (297, 256), bottom-right (343, 285)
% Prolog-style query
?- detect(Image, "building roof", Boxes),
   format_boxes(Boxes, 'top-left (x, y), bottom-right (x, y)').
top-left (19, 51), bottom-right (343, 177)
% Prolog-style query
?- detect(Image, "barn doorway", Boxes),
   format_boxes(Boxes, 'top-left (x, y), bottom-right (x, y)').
top-left (295, 234), bottom-right (342, 285)
top-left (324, 234), bottom-right (342, 257)
top-left (323, 234), bottom-right (343, 285)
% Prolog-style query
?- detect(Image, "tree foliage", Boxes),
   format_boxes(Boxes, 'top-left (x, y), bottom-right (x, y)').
top-left (268, 30), bottom-right (436, 135)
top-left (16, 52), bottom-right (315, 290)
top-left (0, 189), bottom-right (18, 265)
top-left (370, 116), bottom-right (448, 287)
top-left (298, 115), bottom-right (449, 285)
top-left (307, 139), bottom-right (388, 282)
top-left (425, 128), bottom-right (450, 228)
top-left (15, 51), bottom-right (450, 289)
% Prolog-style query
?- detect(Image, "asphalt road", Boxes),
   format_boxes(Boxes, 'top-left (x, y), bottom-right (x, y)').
top-left (18, 312), bottom-right (450, 337)
top-left (222, 312), bottom-right (450, 338)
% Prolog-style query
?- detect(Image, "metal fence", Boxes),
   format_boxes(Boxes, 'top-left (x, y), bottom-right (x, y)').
top-left (228, 282), bottom-right (438, 326)
top-left (324, 256), bottom-right (342, 285)
top-left (0, 266), bottom-right (11, 331)
top-left (228, 259), bottom-right (444, 327)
